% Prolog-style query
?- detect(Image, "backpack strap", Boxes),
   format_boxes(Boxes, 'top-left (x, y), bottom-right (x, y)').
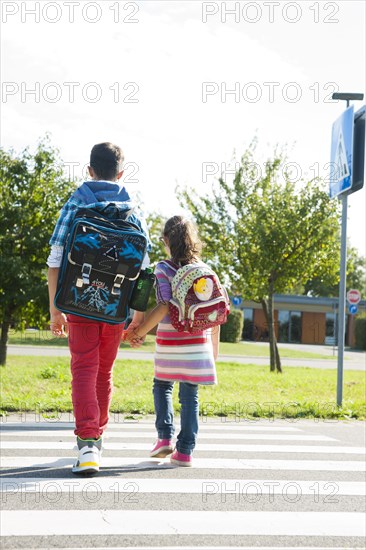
top-left (159, 259), bottom-right (179, 271)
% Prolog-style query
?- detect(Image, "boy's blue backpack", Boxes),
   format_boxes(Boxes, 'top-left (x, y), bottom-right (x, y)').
top-left (55, 203), bottom-right (148, 324)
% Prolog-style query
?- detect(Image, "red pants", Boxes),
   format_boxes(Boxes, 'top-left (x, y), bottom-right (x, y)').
top-left (67, 314), bottom-right (124, 439)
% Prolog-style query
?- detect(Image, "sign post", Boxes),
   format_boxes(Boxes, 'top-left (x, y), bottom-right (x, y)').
top-left (336, 192), bottom-right (348, 407)
top-left (330, 92), bottom-right (364, 407)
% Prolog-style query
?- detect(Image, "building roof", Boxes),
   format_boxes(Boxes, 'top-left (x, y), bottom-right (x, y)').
top-left (242, 294), bottom-right (366, 313)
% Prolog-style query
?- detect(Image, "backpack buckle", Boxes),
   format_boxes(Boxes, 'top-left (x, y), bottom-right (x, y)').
top-left (112, 274), bottom-right (125, 295)
top-left (81, 263), bottom-right (92, 284)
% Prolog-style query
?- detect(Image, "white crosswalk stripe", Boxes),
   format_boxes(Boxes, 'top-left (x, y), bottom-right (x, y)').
top-left (0, 421), bottom-right (303, 431)
top-left (2, 441), bottom-right (363, 453)
top-left (1, 478), bottom-right (364, 496)
top-left (30, 548), bottom-right (366, 550)
top-left (2, 456), bottom-right (365, 471)
top-left (2, 429), bottom-right (337, 441)
top-left (2, 510), bottom-right (365, 537)
top-left (1, 420), bottom-right (365, 548)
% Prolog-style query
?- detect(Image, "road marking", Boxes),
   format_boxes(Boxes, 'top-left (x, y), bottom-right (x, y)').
top-left (1, 510), bottom-right (365, 536)
top-left (1, 456), bottom-right (365, 471)
top-left (1, 441), bottom-right (362, 453)
top-left (1, 477), bottom-right (364, 496)
top-left (36, 547), bottom-right (366, 550)
top-left (0, 422), bottom-right (303, 432)
top-left (0, 430), bottom-right (336, 441)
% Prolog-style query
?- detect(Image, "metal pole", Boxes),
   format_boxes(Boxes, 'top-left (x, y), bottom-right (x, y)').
top-left (336, 187), bottom-right (348, 407)
top-left (331, 94), bottom-right (364, 408)
top-left (336, 97), bottom-right (351, 408)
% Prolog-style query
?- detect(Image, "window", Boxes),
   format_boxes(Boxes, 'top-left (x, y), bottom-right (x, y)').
top-left (242, 308), bottom-right (254, 340)
top-left (290, 312), bottom-right (302, 343)
top-left (325, 311), bottom-right (337, 345)
top-left (278, 310), bottom-right (290, 342)
top-left (326, 312), bottom-right (336, 337)
top-left (278, 310), bottom-right (302, 343)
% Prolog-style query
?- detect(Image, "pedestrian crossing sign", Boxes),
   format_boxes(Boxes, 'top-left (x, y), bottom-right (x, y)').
top-left (336, 130), bottom-right (350, 180)
top-left (330, 105), bottom-right (354, 198)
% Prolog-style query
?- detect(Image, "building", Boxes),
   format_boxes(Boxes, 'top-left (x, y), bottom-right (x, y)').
top-left (241, 294), bottom-right (365, 346)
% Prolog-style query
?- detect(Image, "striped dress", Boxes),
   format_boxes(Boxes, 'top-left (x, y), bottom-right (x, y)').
top-left (153, 260), bottom-right (217, 385)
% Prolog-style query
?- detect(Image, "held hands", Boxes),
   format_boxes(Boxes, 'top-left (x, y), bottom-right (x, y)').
top-left (123, 322), bottom-right (145, 348)
top-left (50, 311), bottom-right (68, 338)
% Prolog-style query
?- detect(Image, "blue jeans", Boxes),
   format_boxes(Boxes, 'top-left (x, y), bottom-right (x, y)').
top-left (153, 378), bottom-right (199, 455)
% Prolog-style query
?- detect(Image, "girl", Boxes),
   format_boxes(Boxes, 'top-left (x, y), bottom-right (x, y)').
top-left (125, 215), bottom-right (219, 466)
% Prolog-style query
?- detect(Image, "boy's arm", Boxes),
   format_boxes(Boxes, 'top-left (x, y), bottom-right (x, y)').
top-left (47, 267), bottom-right (68, 337)
top-left (125, 303), bottom-right (169, 342)
top-left (47, 198), bottom-right (76, 337)
top-left (211, 326), bottom-right (220, 361)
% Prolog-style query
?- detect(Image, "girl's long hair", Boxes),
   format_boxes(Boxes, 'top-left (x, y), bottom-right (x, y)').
top-left (163, 216), bottom-right (203, 266)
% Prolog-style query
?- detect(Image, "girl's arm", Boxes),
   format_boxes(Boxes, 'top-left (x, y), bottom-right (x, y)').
top-left (125, 302), bottom-right (169, 342)
top-left (211, 326), bottom-right (220, 361)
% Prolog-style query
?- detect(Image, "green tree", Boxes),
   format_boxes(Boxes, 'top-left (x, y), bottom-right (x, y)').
top-left (0, 138), bottom-right (76, 365)
top-left (304, 245), bottom-right (366, 297)
top-left (178, 142), bottom-right (341, 372)
top-left (146, 211), bottom-right (166, 266)
top-left (346, 247), bottom-right (366, 296)
top-left (144, 212), bottom-right (166, 310)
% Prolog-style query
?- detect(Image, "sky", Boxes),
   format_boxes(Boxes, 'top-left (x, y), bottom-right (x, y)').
top-left (1, 0), bottom-right (365, 256)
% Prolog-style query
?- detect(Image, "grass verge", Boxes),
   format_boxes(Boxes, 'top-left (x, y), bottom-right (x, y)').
top-left (8, 332), bottom-right (338, 359)
top-left (1, 356), bottom-right (365, 420)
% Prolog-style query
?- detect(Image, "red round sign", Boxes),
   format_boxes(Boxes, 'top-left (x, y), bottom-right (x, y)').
top-left (347, 289), bottom-right (361, 305)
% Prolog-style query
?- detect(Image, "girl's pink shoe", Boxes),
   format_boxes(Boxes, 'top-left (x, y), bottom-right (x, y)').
top-left (170, 449), bottom-right (192, 467)
top-left (150, 439), bottom-right (173, 458)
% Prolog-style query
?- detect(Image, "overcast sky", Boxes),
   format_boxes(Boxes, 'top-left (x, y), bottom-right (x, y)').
top-left (1, 0), bottom-right (365, 255)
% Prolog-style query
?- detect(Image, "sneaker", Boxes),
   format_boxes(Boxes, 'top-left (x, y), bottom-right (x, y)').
top-left (150, 438), bottom-right (174, 458)
top-left (170, 449), bottom-right (192, 467)
top-left (72, 437), bottom-right (102, 475)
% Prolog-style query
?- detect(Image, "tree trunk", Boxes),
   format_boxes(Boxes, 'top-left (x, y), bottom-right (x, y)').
top-left (261, 296), bottom-right (282, 373)
top-left (0, 319), bottom-right (11, 366)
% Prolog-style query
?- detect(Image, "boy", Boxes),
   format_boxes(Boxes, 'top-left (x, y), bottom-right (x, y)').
top-left (47, 142), bottom-right (150, 475)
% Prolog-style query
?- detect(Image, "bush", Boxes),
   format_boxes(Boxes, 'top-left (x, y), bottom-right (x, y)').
top-left (354, 315), bottom-right (366, 350)
top-left (40, 366), bottom-right (58, 379)
top-left (220, 310), bottom-right (243, 343)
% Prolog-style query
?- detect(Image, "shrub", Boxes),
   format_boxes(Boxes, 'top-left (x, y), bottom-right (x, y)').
top-left (220, 310), bottom-right (243, 343)
top-left (40, 366), bottom-right (58, 379)
top-left (354, 315), bottom-right (366, 350)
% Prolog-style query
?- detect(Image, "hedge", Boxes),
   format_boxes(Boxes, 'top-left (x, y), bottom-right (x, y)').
top-left (220, 310), bottom-right (243, 343)
top-left (354, 315), bottom-right (366, 350)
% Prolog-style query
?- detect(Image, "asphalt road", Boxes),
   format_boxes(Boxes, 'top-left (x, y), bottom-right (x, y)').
top-left (1, 416), bottom-right (365, 549)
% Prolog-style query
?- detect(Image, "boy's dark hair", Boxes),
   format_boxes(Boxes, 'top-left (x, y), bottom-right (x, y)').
top-left (163, 215), bottom-right (203, 266)
top-left (90, 142), bottom-right (124, 181)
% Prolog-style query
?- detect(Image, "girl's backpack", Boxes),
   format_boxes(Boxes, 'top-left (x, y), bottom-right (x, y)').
top-left (164, 261), bottom-right (230, 333)
top-left (55, 203), bottom-right (148, 324)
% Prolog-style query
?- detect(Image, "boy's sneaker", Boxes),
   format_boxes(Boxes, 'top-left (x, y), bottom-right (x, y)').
top-left (72, 437), bottom-right (102, 475)
top-left (170, 449), bottom-right (192, 467)
top-left (150, 439), bottom-right (174, 458)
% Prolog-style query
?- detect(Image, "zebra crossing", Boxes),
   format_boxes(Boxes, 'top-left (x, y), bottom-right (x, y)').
top-left (1, 418), bottom-right (365, 549)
